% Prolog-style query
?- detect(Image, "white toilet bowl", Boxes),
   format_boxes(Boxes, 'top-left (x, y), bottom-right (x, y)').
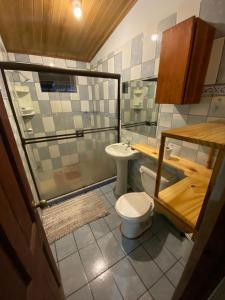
top-left (115, 165), bottom-right (162, 239)
top-left (116, 191), bottom-right (154, 239)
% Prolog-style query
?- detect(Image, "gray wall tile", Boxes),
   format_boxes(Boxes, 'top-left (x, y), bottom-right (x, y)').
top-left (131, 34), bottom-right (143, 66)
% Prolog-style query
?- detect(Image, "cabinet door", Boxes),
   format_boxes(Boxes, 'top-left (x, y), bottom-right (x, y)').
top-left (184, 18), bottom-right (215, 104)
top-left (155, 17), bottom-right (195, 104)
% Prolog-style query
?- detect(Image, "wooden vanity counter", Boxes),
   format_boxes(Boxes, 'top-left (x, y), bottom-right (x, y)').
top-left (132, 143), bottom-right (211, 177)
top-left (132, 143), bottom-right (212, 233)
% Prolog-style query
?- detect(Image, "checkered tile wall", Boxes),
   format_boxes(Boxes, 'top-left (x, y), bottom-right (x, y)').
top-left (91, 10), bottom-right (225, 169)
top-left (4, 53), bottom-right (118, 173)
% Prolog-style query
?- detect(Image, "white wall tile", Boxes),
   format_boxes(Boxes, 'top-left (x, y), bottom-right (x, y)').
top-left (78, 76), bottom-right (87, 85)
top-left (42, 57), bottom-right (54, 66)
top-left (8, 53), bottom-right (15, 61)
top-left (95, 85), bottom-right (99, 99)
top-left (61, 101), bottom-right (72, 112)
top-left (189, 97), bottom-right (211, 115)
top-left (100, 100), bottom-right (104, 112)
top-left (142, 34), bottom-right (157, 62)
top-left (109, 100), bottom-right (116, 113)
top-left (66, 59), bottom-right (76, 68)
top-left (81, 100), bottom-right (89, 112)
top-left (122, 41), bottom-right (131, 69)
top-left (88, 86), bottom-right (92, 99)
top-left (158, 112), bottom-right (173, 127)
top-left (19, 71), bottom-right (33, 82)
top-left (154, 57), bottom-right (160, 76)
top-left (130, 64), bottom-right (141, 80)
top-left (108, 57), bottom-right (114, 73)
top-left (29, 55), bottom-right (43, 64)
top-left (103, 81), bottom-right (109, 99)
top-left (205, 38), bottom-right (225, 84)
top-left (172, 114), bottom-right (188, 128)
top-left (209, 96), bottom-right (225, 117)
top-left (54, 58), bottom-right (66, 68)
top-left (182, 141), bottom-right (199, 150)
top-left (41, 159), bottom-right (53, 171)
top-left (160, 104), bottom-right (174, 113)
top-left (177, 0), bottom-right (201, 23)
top-left (71, 89), bottom-right (80, 100)
top-left (73, 115), bottom-right (83, 128)
top-left (50, 101), bottom-right (62, 113)
top-left (62, 154), bottom-right (79, 166)
top-left (35, 83), bottom-right (49, 100)
top-left (49, 145), bottom-right (60, 158)
top-left (43, 116), bottom-right (55, 132)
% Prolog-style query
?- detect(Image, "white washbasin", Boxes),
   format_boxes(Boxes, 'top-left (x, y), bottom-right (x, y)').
top-left (105, 143), bottom-right (140, 196)
top-left (105, 143), bottom-right (139, 161)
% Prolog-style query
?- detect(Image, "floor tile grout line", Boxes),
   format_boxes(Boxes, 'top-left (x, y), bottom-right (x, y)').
top-left (111, 228), bottom-right (141, 256)
top-left (52, 242), bottom-right (59, 263)
top-left (71, 228), bottom-right (96, 300)
top-left (163, 260), bottom-right (184, 289)
top-left (148, 232), bottom-right (181, 261)
top-left (88, 220), bottom-right (125, 300)
top-left (124, 253), bottom-right (149, 294)
top-left (154, 223), bottom-right (187, 261)
top-left (128, 241), bottom-right (165, 289)
top-left (141, 233), bottom-right (180, 281)
top-left (136, 231), bottom-right (183, 293)
top-left (57, 249), bottom-right (78, 263)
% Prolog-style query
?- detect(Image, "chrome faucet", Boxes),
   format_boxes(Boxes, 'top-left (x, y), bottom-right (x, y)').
top-left (125, 139), bottom-right (131, 149)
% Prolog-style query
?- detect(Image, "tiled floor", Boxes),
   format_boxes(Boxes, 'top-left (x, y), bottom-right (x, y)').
top-left (49, 182), bottom-right (187, 300)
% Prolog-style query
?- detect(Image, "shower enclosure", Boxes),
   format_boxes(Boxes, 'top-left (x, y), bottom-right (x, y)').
top-left (0, 62), bottom-right (120, 201)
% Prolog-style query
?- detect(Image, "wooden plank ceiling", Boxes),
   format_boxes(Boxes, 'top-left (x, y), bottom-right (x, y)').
top-left (0, 0), bottom-right (137, 62)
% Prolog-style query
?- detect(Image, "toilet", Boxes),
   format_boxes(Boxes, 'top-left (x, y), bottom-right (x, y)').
top-left (115, 165), bottom-right (169, 239)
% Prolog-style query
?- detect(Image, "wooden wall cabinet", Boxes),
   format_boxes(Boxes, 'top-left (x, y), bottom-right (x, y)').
top-left (155, 16), bottom-right (215, 104)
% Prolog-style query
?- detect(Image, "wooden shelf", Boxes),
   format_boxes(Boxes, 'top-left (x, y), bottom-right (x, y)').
top-left (152, 122), bottom-right (225, 235)
top-left (156, 173), bottom-right (211, 233)
top-left (132, 143), bottom-right (211, 177)
top-left (161, 122), bottom-right (225, 149)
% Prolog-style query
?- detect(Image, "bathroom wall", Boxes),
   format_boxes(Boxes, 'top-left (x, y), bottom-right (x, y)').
top-left (91, 0), bottom-right (225, 191)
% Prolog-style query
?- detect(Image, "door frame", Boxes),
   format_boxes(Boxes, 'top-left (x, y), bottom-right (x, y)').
top-left (0, 91), bottom-right (64, 299)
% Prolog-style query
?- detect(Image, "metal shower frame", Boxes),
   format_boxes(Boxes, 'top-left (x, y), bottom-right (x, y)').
top-left (0, 62), bottom-right (121, 201)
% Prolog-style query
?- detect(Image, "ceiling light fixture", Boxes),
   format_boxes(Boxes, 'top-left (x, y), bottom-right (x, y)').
top-left (72, 0), bottom-right (82, 19)
top-left (151, 34), bottom-right (158, 41)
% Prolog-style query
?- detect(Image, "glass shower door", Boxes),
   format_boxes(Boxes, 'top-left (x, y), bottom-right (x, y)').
top-left (4, 68), bottom-right (119, 200)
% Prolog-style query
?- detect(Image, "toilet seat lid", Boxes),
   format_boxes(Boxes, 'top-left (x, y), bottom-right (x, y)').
top-left (116, 192), bottom-right (154, 220)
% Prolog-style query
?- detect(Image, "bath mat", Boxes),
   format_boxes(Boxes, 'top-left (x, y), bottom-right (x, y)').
top-left (42, 191), bottom-right (109, 243)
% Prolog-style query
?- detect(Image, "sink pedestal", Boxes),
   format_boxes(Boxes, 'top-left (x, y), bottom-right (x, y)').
top-left (114, 160), bottom-right (128, 197)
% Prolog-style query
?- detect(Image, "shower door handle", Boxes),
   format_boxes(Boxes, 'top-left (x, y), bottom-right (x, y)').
top-left (76, 130), bottom-right (84, 137)
top-left (32, 199), bottom-right (48, 209)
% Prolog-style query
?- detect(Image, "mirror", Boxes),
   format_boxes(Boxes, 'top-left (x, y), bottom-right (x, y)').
top-left (121, 78), bottom-right (159, 138)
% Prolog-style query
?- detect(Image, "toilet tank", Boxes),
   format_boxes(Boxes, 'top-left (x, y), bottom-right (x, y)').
top-left (139, 165), bottom-right (172, 197)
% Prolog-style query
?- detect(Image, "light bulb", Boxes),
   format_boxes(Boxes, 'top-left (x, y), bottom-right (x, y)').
top-left (49, 62), bottom-right (54, 67)
top-left (151, 34), bottom-right (158, 41)
top-left (73, 6), bottom-right (82, 18)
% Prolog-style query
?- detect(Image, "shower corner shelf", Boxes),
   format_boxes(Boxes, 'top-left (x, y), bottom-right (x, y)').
top-left (21, 111), bottom-right (35, 117)
top-left (154, 121), bottom-right (225, 237)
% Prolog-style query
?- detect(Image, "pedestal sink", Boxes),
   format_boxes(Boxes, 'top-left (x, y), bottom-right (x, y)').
top-left (105, 143), bottom-right (139, 197)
